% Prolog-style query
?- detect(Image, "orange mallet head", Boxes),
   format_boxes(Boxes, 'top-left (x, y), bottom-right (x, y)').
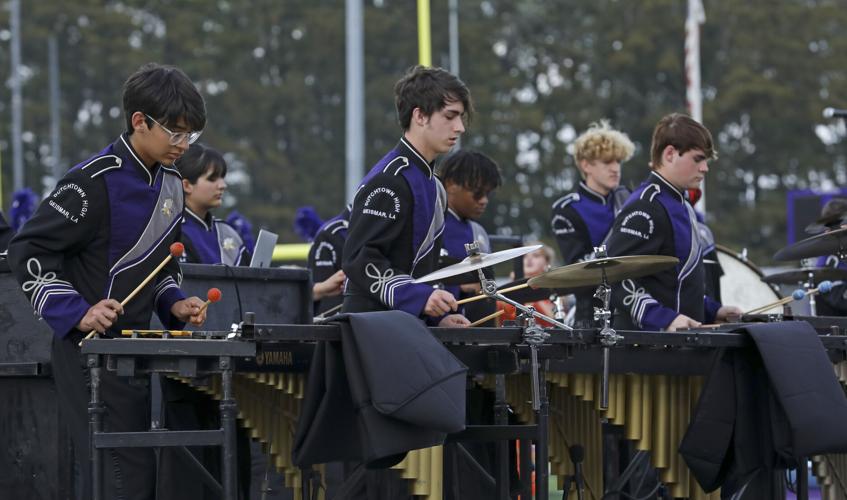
top-left (198, 287), bottom-right (222, 314)
top-left (170, 242), bottom-right (185, 258)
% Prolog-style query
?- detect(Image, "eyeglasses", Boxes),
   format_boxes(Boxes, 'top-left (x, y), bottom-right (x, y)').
top-left (145, 114), bottom-right (203, 146)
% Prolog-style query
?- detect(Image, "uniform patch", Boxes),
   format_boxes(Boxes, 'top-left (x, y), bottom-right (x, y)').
top-left (362, 186), bottom-right (401, 220)
top-left (22, 258), bottom-right (57, 293)
top-left (314, 241), bottom-right (337, 267)
top-left (50, 183), bottom-right (88, 223)
top-left (619, 211), bottom-right (654, 240)
top-left (161, 198), bottom-right (174, 217)
top-left (222, 237), bottom-right (236, 251)
top-left (365, 262), bottom-right (394, 294)
top-left (621, 279), bottom-right (646, 307)
top-left (552, 214), bottom-right (576, 235)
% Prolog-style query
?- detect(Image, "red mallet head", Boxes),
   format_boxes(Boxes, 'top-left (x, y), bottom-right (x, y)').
top-left (207, 288), bottom-right (222, 303)
top-left (169, 242), bottom-right (185, 258)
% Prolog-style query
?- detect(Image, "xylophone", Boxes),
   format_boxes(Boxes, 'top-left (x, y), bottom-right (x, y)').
top-left (817, 356), bottom-right (847, 500)
top-left (83, 316), bottom-right (847, 500)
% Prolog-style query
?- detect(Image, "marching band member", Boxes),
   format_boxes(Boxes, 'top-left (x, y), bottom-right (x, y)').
top-left (605, 113), bottom-right (741, 331)
top-left (7, 63), bottom-right (208, 500)
top-left (307, 206), bottom-right (349, 314)
top-left (811, 198), bottom-right (847, 316)
top-left (342, 65), bottom-right (471, 327)
top-left (550, 121), bottom-right (634, 326)
top-left (437, 149), bottom-right (502, 321)
top-left (176, 142), bottom-right (251, 266)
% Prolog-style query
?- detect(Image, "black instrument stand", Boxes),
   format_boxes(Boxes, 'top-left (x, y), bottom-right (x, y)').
top-left (461, 242), bottom-right (579, 499)
top-left (81, 333), bottom-right (255, 500)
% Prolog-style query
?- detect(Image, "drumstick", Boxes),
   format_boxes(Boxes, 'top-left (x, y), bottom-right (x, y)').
top-left (744, 280), bottom-right (832, 315)
top-left (455, 282), bottom-right (530, 306)
top-left (198, 287), bottom-right (222, 314)
top-left (468, 309), bottom-right (505, 327)
top-left (79, 242), bottom-right (185, 345)
top-left (315, 303), bottom-right (343, 319)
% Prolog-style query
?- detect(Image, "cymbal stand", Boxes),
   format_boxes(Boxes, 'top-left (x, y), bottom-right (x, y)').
top-left (463, 242), bottom-right (572, 333)
top-left (462, 242), bottom-right (571, 411)
top-left (592, 247), bottom-right (622, 411)
top-left (465, 241), bottom-right (558, 500)
top-left (804, 270), bottom-right (818, 316)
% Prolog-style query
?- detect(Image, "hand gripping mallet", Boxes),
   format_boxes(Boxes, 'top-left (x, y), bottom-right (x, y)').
top-left (745, 280), bottom-right (833, 315)
top-left (79, 242), bottom-right (185, 345)
top-left (198, 287), bottom-right (222, 314)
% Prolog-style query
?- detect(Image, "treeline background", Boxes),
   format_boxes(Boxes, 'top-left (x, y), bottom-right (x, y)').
top-left (0, 0), bottom-right (845, 265)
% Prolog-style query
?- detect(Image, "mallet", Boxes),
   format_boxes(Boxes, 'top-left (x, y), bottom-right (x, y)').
top-left (745, 280), bottom-right (833, 315)
top-left (80, 242), bottom-right (185, 345)
top-left (198, 287), bottom-right (222, 314)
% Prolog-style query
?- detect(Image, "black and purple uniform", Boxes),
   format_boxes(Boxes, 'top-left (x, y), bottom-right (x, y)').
top-left (7, 134), bottom-right (189, 499)
top-left (441, 207), bottom-right (490, 298)
top-left (551, 182), bottom-right (629, 326)
top-left (8, 134), bottom-right (187, 338)
top-left (307, 207), bottom-right (350, 313)
top-left (180, 208), bottom-right (250, 266)
top-left (605, 171), bottom-right (721, 330)
top-left (343, 138), bottom-right (446, 318)
top-left (816, 254), bottom-right (847, 315)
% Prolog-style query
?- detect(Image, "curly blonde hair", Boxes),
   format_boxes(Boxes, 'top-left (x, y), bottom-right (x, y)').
top-left (573, 120), bottom-right (635, 168)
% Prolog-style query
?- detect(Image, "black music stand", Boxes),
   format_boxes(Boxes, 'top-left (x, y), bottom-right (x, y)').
top-left (81, 333), bottom-right (254, 500)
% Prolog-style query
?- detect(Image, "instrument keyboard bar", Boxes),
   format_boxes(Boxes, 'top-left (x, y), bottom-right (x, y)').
top-left (246, 323), bottom-right (847, 350)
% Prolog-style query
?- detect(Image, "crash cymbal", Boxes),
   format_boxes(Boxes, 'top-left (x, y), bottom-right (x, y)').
top-left (762, 267), bottom-right (847, 285)
top-left (434, 255), bottom-right (482, 285)
top-left (773, 227), bottom-right (847, 261)
top-left (527, 255), bottom-right (679, 289)
top-left (414, 244), bottom-right (543, 284)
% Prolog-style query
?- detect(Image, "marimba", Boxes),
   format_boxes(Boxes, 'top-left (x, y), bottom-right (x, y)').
top-left (83, 317), bottom-right (847, 500)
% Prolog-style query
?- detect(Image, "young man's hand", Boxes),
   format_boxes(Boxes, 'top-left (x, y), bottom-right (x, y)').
top-left (666, 314), bottom-right (700, 332)
top-left (438, 314), bottom-right (470, 328)
top-left (313, 270), bottom-right (346, 301)
top-left (715, 305), bottom-right (743, 323)
top-left (171, 296), bottom-right (207, 326)
top-left (77, 299), bottom-right (124, 333)
top-left (424, 289), bottom-right (458, 317)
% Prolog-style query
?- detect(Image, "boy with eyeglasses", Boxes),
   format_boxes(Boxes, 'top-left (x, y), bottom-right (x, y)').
top-left (8, 62), bottom-right (208, 499)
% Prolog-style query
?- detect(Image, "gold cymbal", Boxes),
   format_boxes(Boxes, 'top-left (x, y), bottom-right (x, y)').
top-left (413, 244), bottom-right (543, 284)
top-left (527, 255), bottom-right (679, 288)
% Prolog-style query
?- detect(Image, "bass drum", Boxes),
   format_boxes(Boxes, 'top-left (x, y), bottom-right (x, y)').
top-left (715, 244), bottom-right (782, 313)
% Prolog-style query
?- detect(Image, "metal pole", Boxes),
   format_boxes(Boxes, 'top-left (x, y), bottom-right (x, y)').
top-left (220, 356), bottom-right (237, 500)
top-left (686, 0), bottom-right (706, 213)
top-left (448, 0), bottom-right (461, 149)
top-left (88, 354), bottom-right (103, 500)
top-left (48, 36), bottom-right (62, 182)
top-left (10, 0), bottom-right (24, 191)
top-left (345, 0), bottom-right (364, 204)
top-left (448, 0), bottom-right (459, 76)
